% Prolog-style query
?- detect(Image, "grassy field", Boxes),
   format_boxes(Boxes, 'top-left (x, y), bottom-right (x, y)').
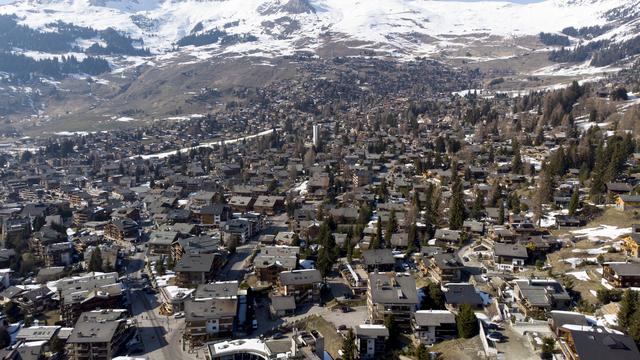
top-left (538, 207), bottom-right (635, 304)
top-left (299, 315), bottom-right (343, 359)
top-left (431, 336), bottom-right (484, 360)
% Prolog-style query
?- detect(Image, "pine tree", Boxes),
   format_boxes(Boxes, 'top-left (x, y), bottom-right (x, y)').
top-left (618, 289), bottom-right (638, 330)
top-left (628, 309), bottom-right (640, 345)
top-left (590, 142), bottom-right (607, 203)
top-left (456, 304), bottom-right (479, 338)
top-left (568, 189), bottom-right (579, 216)
top-left (341, 329), bottom-right (356, 360)
top-left (512, 147), bottom-right (524, 174)
top-left (384, 210), bottom-right (397, 247)
top-left (88, 247), bottom-right (103, 272)
top-left (449, 170), bottom-right (465, 230)
top-left (471, 191), bottom-right (485, 220)
top-left (533, 169), bottom-right (552, 225)
top-left (415, 343), bottom-right (429, 360)
top-left (371, 217), bottom-right (382, 249)
top-left (406, 222), bottom-right (417, 255)
top-left (384, 315), bottom-right (398, 346)
top-left (0, 329), bottom-right (10, 350)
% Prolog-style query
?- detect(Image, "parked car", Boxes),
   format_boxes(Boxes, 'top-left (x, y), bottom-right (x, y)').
top-left (486, 332), bottom-right (505, 343)
top-left (252, 319), bottom-right (258, 330)
top-left (341, 306), bottom-right (352, 313)
top-left (174, 312), bottom-right (185, 319)
top-left (272, 332), bottom-right (284, 339)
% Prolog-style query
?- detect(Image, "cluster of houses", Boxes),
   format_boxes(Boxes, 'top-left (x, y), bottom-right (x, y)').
top-left (0, 69), bottom-right (640, 360)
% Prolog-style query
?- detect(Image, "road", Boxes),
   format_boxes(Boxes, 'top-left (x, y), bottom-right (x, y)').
top-left (124, 251), bottom-right (189, 360)
top-left (217, 241), bottom-right (256, 282)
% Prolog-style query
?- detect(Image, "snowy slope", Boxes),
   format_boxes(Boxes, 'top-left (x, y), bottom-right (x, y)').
top-left (0, 0), bottom-right (638, 59)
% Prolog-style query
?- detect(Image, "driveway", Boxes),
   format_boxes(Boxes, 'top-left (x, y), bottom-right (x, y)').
top-left (494, 325), bottom-right (539, 360)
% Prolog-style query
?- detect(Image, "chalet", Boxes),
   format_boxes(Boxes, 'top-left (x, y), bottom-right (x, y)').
top-left (278, 269), bottom-right (322, 304)
top-left (412, 310), bottom-right (457, 345)
top-left (195, 204), bottom-right (231, 227)
top-left (13, 286), bottom-right (55, 316)
top-left (175, 254), bottom-right (218, 286)
top-left (602, 262), bottom-right (640, 288)
top-left (559, 327), bottom-right (640, 360)
top-left (434, 229), bottom-right (462, 247)
top-left (367, 272), bottom-right (419, 331)
top-left (269, 295), bottom-right (296, 318)
top-left (228, 196), bottom-right (255, 213)
top-left (555, 215), bottom-right (584, 229)
top-left (184, 297), bottom-right (238, 347)
top-left (513, 279), bottom-right (571, 316)
top-left (148, 230), bottom-right (179, 256)
top-left (329, 207), bottom-right (359, 224)
top-left (549, 310), bottom-right (588, 336)
top-left (616, 195), bottom-right (640, 212)
top-left (56, 272), bottom-right (124, 326)
top-left (622, 225), bottom-right (640, 258)
top-left (354, 324), bottom-right (389, 360)
top-left (254, 246), bottom-right (299, 283)
top-left (427, 253), bottom-right (464, 284)
top-left (490, 227), bottom-right (516, 243)
top-left (443, 283), bottom-right (483, 310)
top-left (606, 182), bottom-right (633, 197)
top-left (172, 235), bottom-right (224, 261)
top-left (463, 220), bottom-right (485, 235)
top-left (253, 196), bottom-right (285, 215)
top-left (390, 233), bottom-right (410, 249)
top-left (66, 310), bottom-right (129, 360)
top-left (104, 218), bottom-right (139, 244)
top-left (361, 249), bottom-right (395, 272)
top-left (493, 243), bottom-right (528, 272)
top-left (221, 219), bottom-right (251, 249)
top-left (190, 191), bottom-right (217, 208)
top-left (274, 231), bottom-right (298, 246)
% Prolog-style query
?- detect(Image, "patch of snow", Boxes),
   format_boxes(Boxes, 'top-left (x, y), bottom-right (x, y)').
top-left (567, 271), bottom-right (591, 282)
top-left (570, 225), bottom-right (631, 242)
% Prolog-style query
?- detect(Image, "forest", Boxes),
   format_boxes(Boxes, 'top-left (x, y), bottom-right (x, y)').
top-left (0, 53), bottom-right (110, 79)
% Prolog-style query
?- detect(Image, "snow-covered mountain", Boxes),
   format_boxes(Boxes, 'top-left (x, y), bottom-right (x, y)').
top-left (0, 0), bottom-right (638, 59)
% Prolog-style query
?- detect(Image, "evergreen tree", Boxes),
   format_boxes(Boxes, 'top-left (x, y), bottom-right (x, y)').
top-left (371, 217), bottom-right (382, 249)
top-left (406, 222), bottom-right (417, 255)
top-left (50, 335), bottom-right (64, 354)
top-left (88, 247), bottom-right (103, 272)
top-left (568, 189), bottom-right (579, 216)
top-left (384, 210), bottom-right (397, 247)
top-left (628, 309), bottom-right (640, 346)
top-left (449, 170), bottom-right (465, 230)
top-left (415, 343), bottom-right (429, 360)
top-left (0, 329), bottom-right (10, 350)
top-left (512, 146), bottom-right (524, 174)
top-left (590, 142), bottom-right (607, 203)
top-left (384, 316), bottom-right (398, 347)
top-left (341, 329), bottom-right (356, 360)
top-left (533, 169), bottom-right (553, 225)
top-left (456, 304), bottom-right (479, 338)
top-left (421, 282), bottom-right (445, 310)
top-left (540, 337), bottom-right (555, 359)
top-left (618, 289), bottom-right (638, 330)
top-left (155, 258), bottom-right (166, 276)
top-left (471, 191), bottom-right (485, 220)
top-left (498, 200), bottom-right (505, 225)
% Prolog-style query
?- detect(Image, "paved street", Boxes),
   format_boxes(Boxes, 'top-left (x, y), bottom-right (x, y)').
top-left (124, 251), bottom-right (191, 360)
